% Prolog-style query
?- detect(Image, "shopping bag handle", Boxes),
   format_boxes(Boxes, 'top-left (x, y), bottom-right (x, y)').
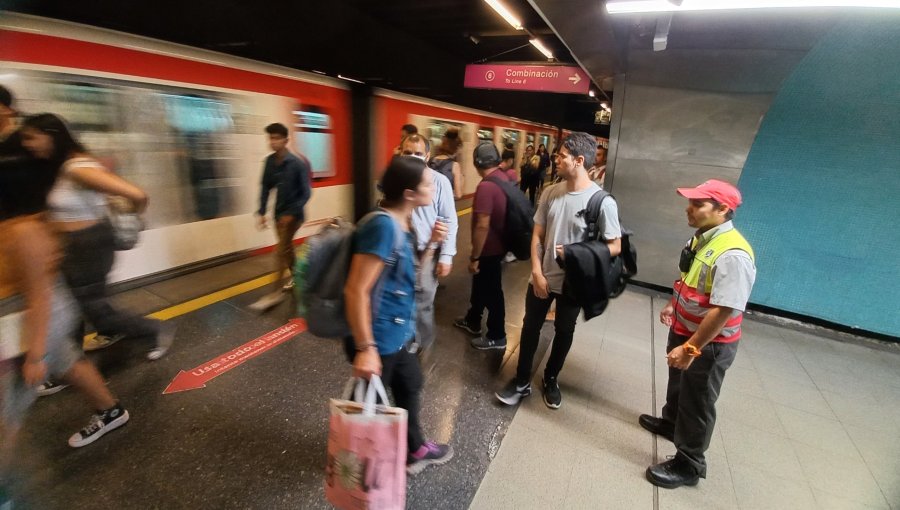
top-left (341, 376), bottom-right (392, 415)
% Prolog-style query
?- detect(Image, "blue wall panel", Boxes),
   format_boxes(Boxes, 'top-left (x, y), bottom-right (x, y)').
top-left (738, 14), bottom-right (900, 337)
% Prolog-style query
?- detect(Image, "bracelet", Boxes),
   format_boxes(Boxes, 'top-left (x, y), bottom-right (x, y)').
top-left (355, 343), bottom-right (377, 352)
top-left (682, 342), bottom-right (702, 358)
top-left (470, 255), bottom-right (480, 262)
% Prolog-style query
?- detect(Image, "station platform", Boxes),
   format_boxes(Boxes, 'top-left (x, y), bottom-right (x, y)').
top-left (11, 211), bottom-right (899, 510)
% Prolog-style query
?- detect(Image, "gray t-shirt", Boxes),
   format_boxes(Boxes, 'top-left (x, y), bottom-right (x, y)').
top-left (533, 181), bottom-right (622, 294)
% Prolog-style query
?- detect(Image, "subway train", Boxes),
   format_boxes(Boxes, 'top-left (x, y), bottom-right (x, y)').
top-left (0, 13), bottom-right (559, 284)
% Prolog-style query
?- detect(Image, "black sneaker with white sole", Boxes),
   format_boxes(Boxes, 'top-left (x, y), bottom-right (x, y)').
top-left (542, 375), bottom-right (562, 409)
top-left (36, 380), bottom-right (70, 397)
top-left (452, 317), bottom-right (482, 337)
top-left (68, 404), bottom-right (130, 448)
top-left (470, 335), bottom-right (506, 351)
top-left (495, 379), bottom-right (532, 406)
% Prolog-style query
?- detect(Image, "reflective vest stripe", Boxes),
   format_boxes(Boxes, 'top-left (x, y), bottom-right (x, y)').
top-left (673, 228), bottom-right (754, 343)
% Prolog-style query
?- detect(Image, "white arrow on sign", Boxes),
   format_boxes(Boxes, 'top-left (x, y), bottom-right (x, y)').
top-left (569, 73), bottom-right (582, 86)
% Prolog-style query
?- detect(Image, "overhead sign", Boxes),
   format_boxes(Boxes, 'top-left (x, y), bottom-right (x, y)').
top-left (464, 64), bottom-right (589, 94)
top-left (163, 319), bottom-right (306, 394)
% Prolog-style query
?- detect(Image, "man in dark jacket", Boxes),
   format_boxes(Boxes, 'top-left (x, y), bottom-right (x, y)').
top-left (250, 122), bottom-right (312, 312)
top-left (495, 132), bottom-right (621, 409)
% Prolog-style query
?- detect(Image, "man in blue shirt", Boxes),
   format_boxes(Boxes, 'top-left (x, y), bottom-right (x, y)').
top-left (250, 123), bottom-right (312, 312)
top-left (401, 134), bottom-right (457, 354)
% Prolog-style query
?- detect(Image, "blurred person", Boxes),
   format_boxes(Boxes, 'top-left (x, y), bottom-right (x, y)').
top-left (499, 143), bottom-right (516, 180)
top-left (588, 145), bottom-right (607, 187)
top-left (344, 156), bottom-right (453, 475)
top-left (495, 132), bottom-right (621, 409)
top-left (18, 113), bottom-right (175, 396)
top-left (428, 127), bottom-right (463, 199)
top-left (0, 86), bottom-right (16, 142)
top-left (251, 122), bottom-right (312, 311)
top-left (519, 144), bottom-right (540, 206)
top-left (401, 135), bottom-right (457, 354)
top-left (641, 180), bottom-right (756, 489)
top-left (453, 142), bottom-right (509, 350)
top-left (393, 124), bottom-right (418, 156)
top-left (0, 145), bottom-right (130, 509)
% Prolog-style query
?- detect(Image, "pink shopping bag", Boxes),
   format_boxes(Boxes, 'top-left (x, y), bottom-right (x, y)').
top-left (325, 376), bottom-right (408, 510)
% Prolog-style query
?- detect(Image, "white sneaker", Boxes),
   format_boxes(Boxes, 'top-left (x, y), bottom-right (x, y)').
top-left (248, 292), bottom-right (286, 312)
top-left (147, 322), bottom-right (176, 361)
top-left (283, 279), bottom-right (295, 292)
top-left (503, 252), bottom-right (517, 263)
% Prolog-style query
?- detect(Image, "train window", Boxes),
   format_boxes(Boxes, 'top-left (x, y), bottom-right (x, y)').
top-left (162, 94), bottom-right (234, 133)
top-left (50, 82), bottom-right (118, 132)
top-left (501, 129), bottom-right (519, 147)
top-left (425, 119), bottom-right (464, 155)
top-left (477, 128), bottom-right (494, 141)
top-left (526, 133), bottom-right (536, 147)
top-left (538, 134), bottom-right (550, 150)
top-left (293, 106), bottom-right (335, 179)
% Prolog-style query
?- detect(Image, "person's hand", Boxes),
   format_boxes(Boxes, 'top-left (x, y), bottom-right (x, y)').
top-left (23, 357), bottom-right (47, 387)
top-left (436, 262), bottom-right (452, 278)
top-left (532, 272), bottom-right (550, 299)
top-left (666, 345), bottom-right (694, 370)
top-left (468, 259), bottom-right (480, 274)
top-left (352, 348), bottom-right (382, 379)
top-left (430, 220), bottom-right (449, 244)
top-left (256, 215), bottom-right (268, 230)
top-left (555, 244), bottom-right (565, 261)
top-left (660, 302), bottom-right (675, 327)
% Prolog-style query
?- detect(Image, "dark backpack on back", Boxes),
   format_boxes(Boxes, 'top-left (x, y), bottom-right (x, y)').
top-left (296, 210), bottom-right (405, 338)
top-left (484, 173), bottom-right (533, 260)
top-left (428, 157), bottom-right (455, 191)
top-left (584, 189), bottom-right (637, 298)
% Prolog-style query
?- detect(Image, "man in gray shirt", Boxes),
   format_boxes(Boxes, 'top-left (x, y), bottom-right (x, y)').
top-left (402, 134), bottom-right (457, 354)
top-left (496, 132), bottom-right (621, 409)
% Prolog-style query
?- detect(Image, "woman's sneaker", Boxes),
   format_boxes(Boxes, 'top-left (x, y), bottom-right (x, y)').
top-left (452, 317), bottom-right (482, 336)
top-left (542, 375), bottom-right (562, 409)
top-left (495, 379), bottom-right (532, 406)
top-left (36, 380), bottom-right (70, 397)
top-left (407, 441), bottom-right (454, 475)
top-left (84, 333), bottom-right (126, 352)
top-left (68, 404), bottom-right (129, 448)
top-left (147, 322), bottom-right (176, 361)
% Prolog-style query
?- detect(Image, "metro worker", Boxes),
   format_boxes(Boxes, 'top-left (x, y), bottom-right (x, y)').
top-left (400, 134), bottom-right (457, 355)
top-left (344, 156), bottom-right (453, 475)
top-left (640, 179), bottom-right (756, 489)
top-left (251, 122), bottom-right (312, 311)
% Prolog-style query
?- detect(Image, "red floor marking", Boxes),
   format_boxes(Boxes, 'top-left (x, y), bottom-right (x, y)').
top-left (163, 319), bottom-right (307, 394)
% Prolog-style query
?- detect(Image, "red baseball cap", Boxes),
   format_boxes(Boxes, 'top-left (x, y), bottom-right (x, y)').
top-left (676, 179), bottom-right (742, 210)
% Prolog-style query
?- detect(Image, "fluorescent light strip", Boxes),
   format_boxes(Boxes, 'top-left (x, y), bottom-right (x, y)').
top-left (529, 38), bottom-right (554, 59)
top-left (485, 0), bottom-right (524, 30)
top-left (337, 74), bottom-right (364, 84)
top-left (606, 0), bottom-right (900, 13)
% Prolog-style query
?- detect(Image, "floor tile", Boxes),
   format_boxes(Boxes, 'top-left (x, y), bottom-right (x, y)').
top-left (562, 450), bottom-right (653, 509)
top-left (775, 405), bottom-right (860, 459)
top-left (718, 418), bottom-right (806, 483)
top-left (716, 389), bottom-right (787, 437)
top-left (760, 373), bottom-right (836, 419)
top-left (793, 442), bottom-right (889, 509)
top-left (729, 462), bottom-right (818, 510)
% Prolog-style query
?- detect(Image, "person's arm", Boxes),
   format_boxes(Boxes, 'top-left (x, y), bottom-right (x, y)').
top-left (258, 160), bottom-right (273, 216)
top-left (531, 223), bottom-right (550, 298)
top-left (452, 162), bottom-right (463, 199)
top-left (469, 213), bottom-right (490, 274)
top-left (599, 198), bottom-right (623, 257)
top-left (344, 253), bottom-right (385, 379)
top-left (67, 162), bottom-right (148, 213)
top-left (6, 218), bottom-right (56, 385)
top-left (437, 177), bottom-right (458, 275)
top-left (667, 306), bottom-right (733, 370)
top-left (295, 157), bottom-right (312, 208)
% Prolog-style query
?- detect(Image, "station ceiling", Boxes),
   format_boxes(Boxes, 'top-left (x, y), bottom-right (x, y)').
top-left (2, 0), bottom-right (610, 134)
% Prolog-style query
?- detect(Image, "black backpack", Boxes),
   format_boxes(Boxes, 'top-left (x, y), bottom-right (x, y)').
top-left (483, 172), bottom-right (534, 260)
top-left (428, 157), bottom-right (455, 191)
top-left (584, 189), bottom-right (637, 298)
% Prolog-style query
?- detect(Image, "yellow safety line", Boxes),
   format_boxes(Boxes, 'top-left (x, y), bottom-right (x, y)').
top-left (84, 207), bottom-right (473, 347)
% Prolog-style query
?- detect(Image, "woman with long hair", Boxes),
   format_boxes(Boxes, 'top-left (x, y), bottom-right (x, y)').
top-left (19, 114), bottom-right (175, 394)
top-left (427, 127), bottom-right (463, 199)
top-left (344, 156), bottom-right (453, 476)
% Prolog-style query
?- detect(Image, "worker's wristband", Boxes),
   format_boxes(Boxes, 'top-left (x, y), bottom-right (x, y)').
top-left (682, 342), bottom-right (702, 358)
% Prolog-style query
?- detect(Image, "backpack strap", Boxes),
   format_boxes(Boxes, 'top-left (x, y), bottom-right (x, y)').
top-left (582, 188), bottom-right (611, 242)
top-left (361, 209), bottom-right (408, 324)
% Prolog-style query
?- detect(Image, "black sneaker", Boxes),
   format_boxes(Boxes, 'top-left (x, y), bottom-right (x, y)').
top-left (36, 380), bottom-right (70, 397)
top-left (68, 404), bottom-right (130, 448)
top-left (495, 379), bottom-right (532, 406)
top-left (542, 375), bottom-right (562, 409)
top-left (452, 317), bottom-right (482, 337)
top-left (407, 441), bottom-right (454, 475)
top-left (470, 335), bottom-right (506, 351)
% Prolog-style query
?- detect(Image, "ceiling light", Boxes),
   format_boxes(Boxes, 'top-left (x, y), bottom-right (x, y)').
top-left (529, 38), bottom-right (554, 60)
top-left (337, 74), bottom-right (364, 84)
top-left (606, 0), bottom-right (900, 14)
top-left (485, 0), bottom-right (524, 30)
top-left (589, 90), bottom-right (596, 97)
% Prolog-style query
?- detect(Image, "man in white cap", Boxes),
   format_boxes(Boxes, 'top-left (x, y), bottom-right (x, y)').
top-left (641, 179), bottom-right (757, 489)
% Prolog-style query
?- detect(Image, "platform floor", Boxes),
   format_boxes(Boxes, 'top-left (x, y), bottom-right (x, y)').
top-left (9, 210), bottom-right (900, 509)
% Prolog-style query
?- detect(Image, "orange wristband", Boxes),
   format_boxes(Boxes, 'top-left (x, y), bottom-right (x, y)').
top-left (682, 342), bottom-right (702, 358)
